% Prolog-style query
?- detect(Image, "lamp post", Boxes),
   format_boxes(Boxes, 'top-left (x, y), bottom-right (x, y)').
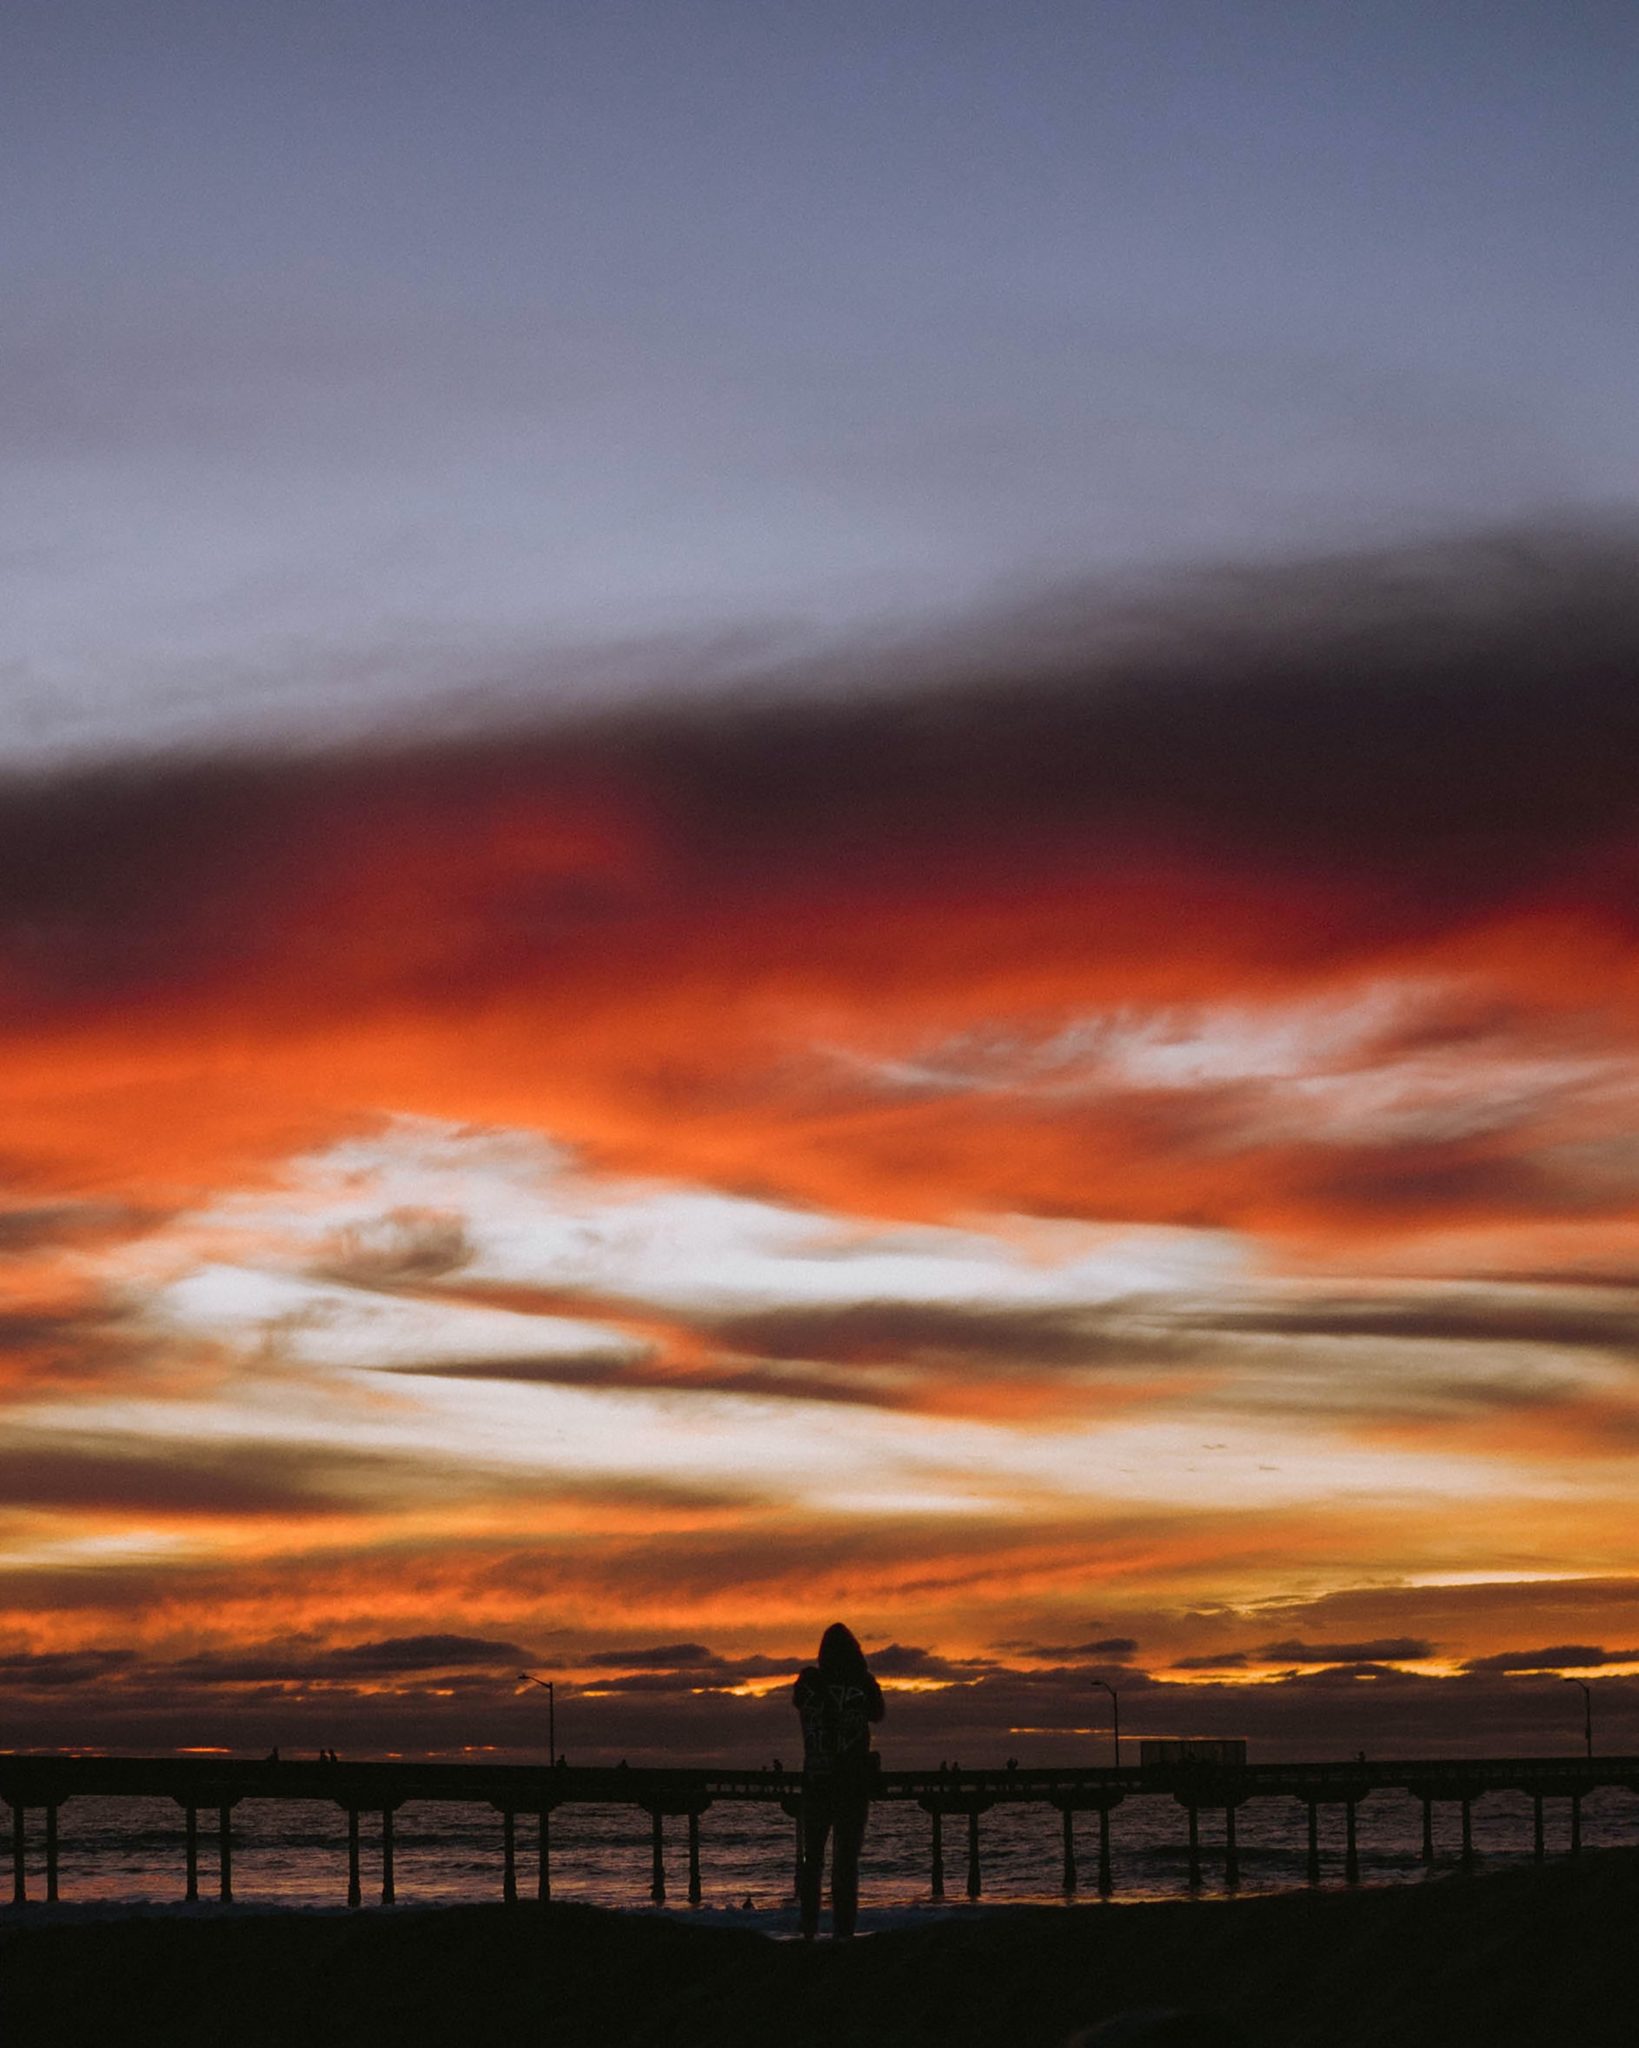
top-left (1566, 1677), bottom-right (1592, 1758)
top-left (519, 1673), bottom-right (556, 1761)
top-left (1091, 1679), bottom-right (1120, 1769)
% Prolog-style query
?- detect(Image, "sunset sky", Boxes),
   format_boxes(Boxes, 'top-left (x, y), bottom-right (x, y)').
top-left (6, 1), bottom-right (1639, 1764)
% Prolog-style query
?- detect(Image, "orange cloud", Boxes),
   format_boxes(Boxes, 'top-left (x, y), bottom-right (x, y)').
top-left (5, 531), bottom-right (1639, 1753)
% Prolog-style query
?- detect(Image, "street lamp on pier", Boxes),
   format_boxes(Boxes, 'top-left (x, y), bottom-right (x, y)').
top-left (519, 1673), bottom-right (556, 1761)
top-left (1091, 1678), bottom-right (1120, 1769)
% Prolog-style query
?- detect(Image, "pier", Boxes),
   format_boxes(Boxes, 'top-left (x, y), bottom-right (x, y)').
top-left (3, 1753), bottom-right (1635, 1908)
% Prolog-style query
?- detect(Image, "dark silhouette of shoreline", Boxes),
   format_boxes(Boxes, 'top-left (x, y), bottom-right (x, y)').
top-left (3, 1849), bottom-right (1635, 2047)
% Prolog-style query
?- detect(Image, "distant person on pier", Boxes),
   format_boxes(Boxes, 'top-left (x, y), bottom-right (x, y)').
top-left (793, 1622), bottom-right (884, 1940)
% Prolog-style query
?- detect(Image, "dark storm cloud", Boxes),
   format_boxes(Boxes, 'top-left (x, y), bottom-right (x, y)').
top-left (390, 1275), bottom-right (1639, 1436)
top-left (863, 1643), bottom-right (993, 1680)
top-left (1461, 1645), bottom-right (1639, 1673)
top-left (0, 1296), bottom-right (189, 1401)
top-left (4, 521), bottom-right (1639, 1026)
top-left (388, 1350), bottom-right (912, 1411)
top-left (1280, 1147), bottom-right (1615, 1229)
top-left (1015, 1638), bottom-right (1141, 1661)
top-left (166, 1635), bottom-right (539, 1684)
top-left (1203, 1294), bottom-right (1639, 1356)
top-left (704, 1300), bottom-right (1170, 1371)
top-left (0, 1431), bottom-right (644, 1518)
top-left (388, 1289), bottom-right (1185, 1414)
top-left (0, 1434), bottom-right (423, 1516)
top-left (582, 1643), bottom-right (720, 1670)
top-left (4, 1621), bottom-right (1638, 1761)
top-left (0, 1647), bottom-right (135, 1686)
top-left (1255, 1638), bottom-right (1437, 1665)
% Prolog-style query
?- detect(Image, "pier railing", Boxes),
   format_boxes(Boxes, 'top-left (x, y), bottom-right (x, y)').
top-left (4, 1752), bottom-right (1636, 1908)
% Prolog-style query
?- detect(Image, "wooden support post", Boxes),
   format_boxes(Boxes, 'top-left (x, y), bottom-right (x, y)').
top-left (1570, 1794), bottom-right (1582, 1856)
top-left (687, 1811), bottom-right (702, 1906)
top-left (1186, 1804), bottom-right (1201, 1891)
top-left (10, 1803), bottom-right (25, 1906)
top-left (347, 1808), bottom-right (361, 1908)
top-left (45, 1805), bottom-right (58, 1904)
top-left (1533, 1793), bottom-right (1544, 1862)
top-left (1306, 1801), bottom-right (1320, 1886)
top-left (1421, 1797), bottom-right (1434, 1865)
top-left (930, 1809), bottom-right (944, 1900)
top-left (185, 1805), bottom-right (199, 1903)
top-left (537, 1809), bottom-right (551, 1902)
top-left (1224, 1802), bottom-right (1239, 1890)
top-left (380, 1807), bottom-right (395, 1906)
top-left (1060, 1807), bottom-right (1076, 1895)
top-left (1460, 1797), bottom-right (1474, 1867)
top-left (1344, 1799), bottom-right (1359, 1887)
top-left (218, 1804), bottom-right (233, 1905)
top-left (966, 1808), bottom-right (981, 1899)
top-left (792, 1812), bottom-right (803, 1900)
top-left (502, 1810), bottom-right (517, 1904)
top-left (650, 1810), bottom-right (666, 1905)
top-left (1098, 1804), bottom-right (1113, 1896)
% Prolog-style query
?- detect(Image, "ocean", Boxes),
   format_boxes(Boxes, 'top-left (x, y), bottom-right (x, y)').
top-left (7, 1783), bottom-right (1634, 1919)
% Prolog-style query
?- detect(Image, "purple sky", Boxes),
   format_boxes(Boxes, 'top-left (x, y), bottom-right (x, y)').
top-left (6, 1), bottom-right (1637, 760)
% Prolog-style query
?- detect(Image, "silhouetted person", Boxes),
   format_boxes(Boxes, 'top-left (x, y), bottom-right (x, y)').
top-left (793, 1622), bottom-right (884, 1940)
top-left (265, 1747), bottom-right (280, 1763)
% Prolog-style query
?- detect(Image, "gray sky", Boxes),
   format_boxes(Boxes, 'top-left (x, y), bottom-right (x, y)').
top-left (5, 0), bottom-right (1636, 760)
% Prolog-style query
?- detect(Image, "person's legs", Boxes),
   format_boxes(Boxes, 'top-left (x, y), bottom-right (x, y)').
top-left (830, 1799), bottom-right (868, 1939)
top-left (799, 1796), bottom-right (832, 1939)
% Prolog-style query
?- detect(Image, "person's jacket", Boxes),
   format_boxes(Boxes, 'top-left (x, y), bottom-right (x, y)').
top-left (793, 1664), bottom-right (884, 1783)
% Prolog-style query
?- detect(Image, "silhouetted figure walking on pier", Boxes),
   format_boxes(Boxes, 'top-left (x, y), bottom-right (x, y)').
top-left (794, 1622), bottom-right (884, 1940)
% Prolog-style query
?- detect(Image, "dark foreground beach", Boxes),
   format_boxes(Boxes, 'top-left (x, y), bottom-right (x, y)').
top-left (4, 1851), bottom-right (1635, 2047)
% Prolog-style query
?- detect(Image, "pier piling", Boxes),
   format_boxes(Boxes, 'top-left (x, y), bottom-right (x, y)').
top-left (1461, 1796), bottom-right (1474, 1867)
top-left (380, 1807), bottom-right (395, 1906)
top-left (1060, 1807), bottom-right (1075, 1895)
top-left (502, 1810), bottom-right (517, 1904)
top-left (347, 1807), bottom-right (360, 1907)
top-left (650, 1810), bottom-right (665, 1905)
top-left (1421, 1795), bottom-right (1434, 1864)
top-left (1533, 1792), bottom-right (1545, 1862)
top-left (1344, 1798), bottom-right (1359, 1886)
top-left (1571, 1793), bottom-right (1582, 1856)
top-left (538, 1809), bottom-right (551, 1902)
top-left (966, 1809), bottom-right (981, 1899)
top-left (930, 1808), bottom-right (945, 1900)
top-left (1224, 1802), bottom-right (1239, 1890)
top-left (687, 1810), bottom-right (702, 1906)
top-left (10, 1802), bottom-right (25, 1906)
top-left (1305, 1800), bottom-right (1320, 1885)
top-left (185, 1804), bottom-right (199, 1902)
top-left (1098, 1804), bottom-right (1113, 1895)
top-left (217, 1803), bottom-right (233, 1904)
top-left (1186, 1803), bottom-right (1201, 1891)
top-left (45, 1805), bottom-right (58, 1904)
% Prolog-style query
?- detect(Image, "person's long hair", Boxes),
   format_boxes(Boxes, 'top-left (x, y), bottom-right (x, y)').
top-left (816, 1622), bottom-right (870, 1679)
